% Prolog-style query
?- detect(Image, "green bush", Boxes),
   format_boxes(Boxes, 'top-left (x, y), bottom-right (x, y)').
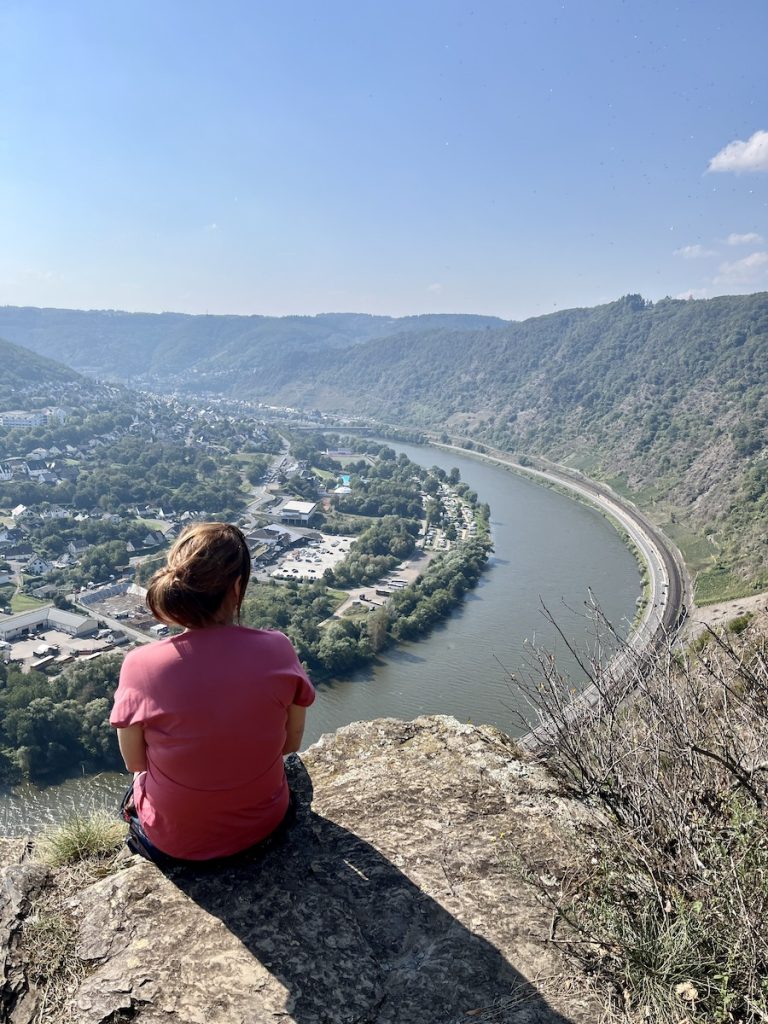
top-left (727, 612), bottom-right (753, 635)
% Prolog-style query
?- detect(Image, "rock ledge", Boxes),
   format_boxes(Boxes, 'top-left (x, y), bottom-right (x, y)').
top-left (0, 716), bottom-right (602, 1023)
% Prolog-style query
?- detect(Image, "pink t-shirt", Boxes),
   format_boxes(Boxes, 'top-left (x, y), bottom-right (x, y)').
top-left (110, 625), bottom-right (315, 860)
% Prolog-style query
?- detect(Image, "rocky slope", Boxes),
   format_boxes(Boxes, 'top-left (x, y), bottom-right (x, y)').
top-left (0, 717), bottom-right (604, 1023)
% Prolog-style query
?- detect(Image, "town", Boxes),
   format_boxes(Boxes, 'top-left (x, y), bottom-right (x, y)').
top-left (0, 378), bottom-right (491, 780)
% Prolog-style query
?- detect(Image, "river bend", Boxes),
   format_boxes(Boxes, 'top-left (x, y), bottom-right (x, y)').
top-left (0, 442), bottom-right (640, 835)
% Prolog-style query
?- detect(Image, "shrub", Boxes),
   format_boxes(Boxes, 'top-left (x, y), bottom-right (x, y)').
top-left (513, 608), bottom-right (768, 1023)
top-left (728, 612), bottom-right (753, 635)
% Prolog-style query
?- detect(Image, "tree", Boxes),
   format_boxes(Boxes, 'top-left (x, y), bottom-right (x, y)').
top-left (366, 608), bottom-right (390, 653)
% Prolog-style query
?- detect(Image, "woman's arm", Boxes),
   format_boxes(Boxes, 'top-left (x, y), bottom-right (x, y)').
top-left (283, 704), bottom-right (306, 755)
top-left (117, 724), bottom-right (147, 772)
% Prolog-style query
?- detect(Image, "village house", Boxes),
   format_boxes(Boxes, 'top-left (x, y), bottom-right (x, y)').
top-left (26, 554), bottom-right (55, 576)
top-left (40, 505), bottom-right (73, 521)
top-left (0, 527), bottom-right (21, 548)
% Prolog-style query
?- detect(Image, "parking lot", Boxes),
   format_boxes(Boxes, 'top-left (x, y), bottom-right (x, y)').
top-left (2, 629), bottom-right (115, 664)
top-left (270, 536), bottom-right (355, 581)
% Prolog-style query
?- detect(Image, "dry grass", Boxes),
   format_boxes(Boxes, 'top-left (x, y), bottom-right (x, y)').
top-left (20, 812), bottom-right (130, 1022)
top-left (21, 909), bottom-right (86, 1023)
top-left (35, 811), bottom-right (127, 869)
top-left (513, 608), bottom-right (768, 1023)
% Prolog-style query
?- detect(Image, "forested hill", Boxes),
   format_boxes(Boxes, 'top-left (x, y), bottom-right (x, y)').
top-left (0, 307), bottom-right (504, 385)
top-left (3, 293), bottom-right (767, 597)
top-left (259, 291), bottom-right (767, 600)
top-left (0, 336), bottom-right (83, 409)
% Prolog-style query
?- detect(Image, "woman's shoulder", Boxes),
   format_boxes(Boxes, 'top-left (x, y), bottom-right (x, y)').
top-left (228, 627), bottom-right (302, 663)
top-left (121, 634), bottom-right (175, 669)
top-left (230, 625), bottom-right (293, 648)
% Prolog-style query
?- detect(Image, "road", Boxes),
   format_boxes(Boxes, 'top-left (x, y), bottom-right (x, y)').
top-left (243, 436), bottom-right (296, 520)
top-left (433, 441), bottom-right (689, 752)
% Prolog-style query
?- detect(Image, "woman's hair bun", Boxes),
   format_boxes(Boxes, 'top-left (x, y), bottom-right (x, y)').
top-left (146, 523), bottom-right (251, 630)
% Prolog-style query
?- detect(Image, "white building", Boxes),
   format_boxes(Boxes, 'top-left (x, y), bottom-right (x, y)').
top-left (26, 555), bottom-right (54, 576)
top-left (280, 501), bottom-right (318, 525)
top-left (0, 411), bottom-right (47, 429)
top-left (0, 607), bottom-right (98, 642)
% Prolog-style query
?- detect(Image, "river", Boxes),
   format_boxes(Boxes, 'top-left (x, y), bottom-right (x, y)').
top-left (0, 442), bottom-right (639, 836)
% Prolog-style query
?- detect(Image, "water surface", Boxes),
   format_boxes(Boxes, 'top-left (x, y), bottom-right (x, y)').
top-left (0, 442), bottom-right (639, 835)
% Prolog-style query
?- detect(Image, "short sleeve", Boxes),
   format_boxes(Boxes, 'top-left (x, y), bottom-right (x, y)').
top-left (293, 664), bottom-right (315, 707)
top-left (110, 650), bottom-right (150, 728)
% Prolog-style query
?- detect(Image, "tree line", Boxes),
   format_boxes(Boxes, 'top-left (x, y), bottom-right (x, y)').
top-left (0, 655), bottom-right (123, 783)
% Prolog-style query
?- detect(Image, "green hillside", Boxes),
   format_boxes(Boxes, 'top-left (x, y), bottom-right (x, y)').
top-left (0, 307), bottom-right (504, 385)
top-left (267, 293), bottom-right (767, 600)
top-left (2, 293), bottom-right (766, 600)
top-left (0, 336), bottom-right (83, 410)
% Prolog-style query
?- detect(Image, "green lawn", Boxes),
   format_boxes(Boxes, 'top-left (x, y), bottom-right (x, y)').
top-left (693, 566), bottom-right (759, 605)
top-left (326, 588), bottom-right (350, 611)
top-left (11, 592), bottom-right (47, 613)
top-left (561, 450), bottom-right (601, 474)
top-left (136, 517), bottom-right (167, 531)
top-left (342, 604), bottom-right (372, 621)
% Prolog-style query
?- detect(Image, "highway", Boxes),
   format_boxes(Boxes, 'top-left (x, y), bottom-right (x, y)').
top-left (433, 441), bottom-right (689, 752)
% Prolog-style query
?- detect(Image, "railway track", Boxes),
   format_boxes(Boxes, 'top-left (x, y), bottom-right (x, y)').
top-left (432, 440), bottom-right (689, 753)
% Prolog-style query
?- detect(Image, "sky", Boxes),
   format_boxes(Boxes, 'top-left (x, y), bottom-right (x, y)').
top-left (1, 1), bottom-right (767, 320)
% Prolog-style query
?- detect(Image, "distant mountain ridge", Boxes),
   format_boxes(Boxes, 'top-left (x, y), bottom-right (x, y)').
top-left (1, 293), bottom-right (766, 598)
top-left (0, 307), bottom-right (505, 384)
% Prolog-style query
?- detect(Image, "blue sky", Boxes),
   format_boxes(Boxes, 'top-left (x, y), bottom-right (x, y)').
top-left (1, 1), bottom-right (766, 319)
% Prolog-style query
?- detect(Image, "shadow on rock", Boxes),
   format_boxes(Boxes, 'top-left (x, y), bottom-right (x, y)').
top-left (154, 756), bottom-right (577, 1024)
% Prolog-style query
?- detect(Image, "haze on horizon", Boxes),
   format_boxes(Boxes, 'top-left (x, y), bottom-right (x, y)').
top-left (1, 0), bottom-right (766, 321)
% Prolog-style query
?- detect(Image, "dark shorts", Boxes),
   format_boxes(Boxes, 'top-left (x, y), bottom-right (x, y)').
top-left (119, 784), bottom-right (297, 871)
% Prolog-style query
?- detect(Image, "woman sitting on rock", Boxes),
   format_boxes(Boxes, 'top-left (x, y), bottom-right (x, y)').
top-left (110, 522), bottom-right (315, 865)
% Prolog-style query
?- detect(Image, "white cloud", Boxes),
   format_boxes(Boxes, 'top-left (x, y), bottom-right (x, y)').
top-left (674, 244), bottom-right (716, 259)
top-left (708, 129), bottom-right (768, 173)
top-left (715, 250), bottom-right (768, 284)
top-left (676, 288), bottom-right (708, 300)
top-left (427, 282), bottom-right (442, 293)
top-left (727, 232), bottom-right (764, 246)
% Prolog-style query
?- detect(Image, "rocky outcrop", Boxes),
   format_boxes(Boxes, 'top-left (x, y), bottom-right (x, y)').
top-left (0, 717), bottom-right (604, 1023)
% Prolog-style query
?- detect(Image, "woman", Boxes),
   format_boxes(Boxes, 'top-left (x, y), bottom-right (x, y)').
top-left (110, 522), bottom-right (315, 864)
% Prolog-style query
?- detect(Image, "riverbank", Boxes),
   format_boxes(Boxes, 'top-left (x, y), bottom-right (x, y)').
top-left (0, 440), bottom-right (642, 836)
top-left (431, 439), bottom-right (688, 644)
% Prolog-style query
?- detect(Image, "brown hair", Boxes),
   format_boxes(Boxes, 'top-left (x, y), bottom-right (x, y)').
top-left (146, 522), bottom-right (251, 630)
